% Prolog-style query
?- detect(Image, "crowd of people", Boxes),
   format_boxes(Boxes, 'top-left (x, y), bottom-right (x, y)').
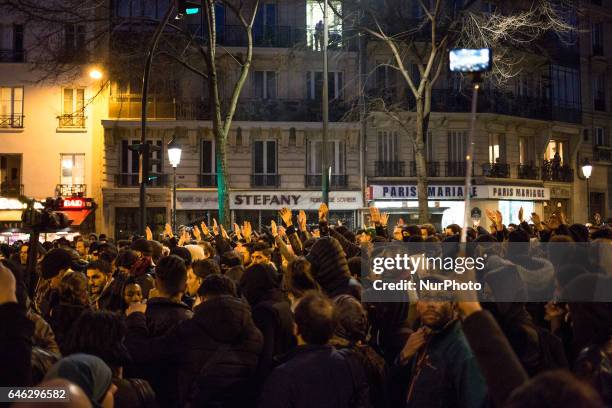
top-left (0, 204), bottom-right (611, 407)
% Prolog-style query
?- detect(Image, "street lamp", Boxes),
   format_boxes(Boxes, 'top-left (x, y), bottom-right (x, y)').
top-left (168, 138), bottom-right (182, 233)
top-left (581, 158), bottom-right (593, 223)
top-left (88, 68), bottom-right (103, 80)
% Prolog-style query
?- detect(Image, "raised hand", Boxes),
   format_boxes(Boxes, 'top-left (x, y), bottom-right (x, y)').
top-left (369, 206), bottom-right (381, 225)
top-left (233, 223), bottom-right (243, 240)
top-left (318, 203), bottom-right (329, 221)
top-left (145, 226), bottom-right (153, 241)
top-left (192, 225), bottom-right (202, 241)
top-left (397, 217), bottom-right (405, 227)
top-left (178, 229), bottom-right (189, 246)
top-left (380, 212), bottom-right (389, 226)
top-left (279, 207), bottom-right (293, 227)
top-left (164, 223), bottom-right (174, 238)
top-left (278, 225), bottom-right (286, 238)
top-left (270, 220), bottom-right (278, 238)
top-left (220, 224), bottom-right (230, 240)
top-left (200, 221), bottom-right (210, 236)
top-left (518, 207), bottom-right (524, 223)
top-left (212, 219), bottom-right (219, 236)
top-left (242, 221), bottom-right (252, 242)
top-left (297, 210), bottom-right (307, 231)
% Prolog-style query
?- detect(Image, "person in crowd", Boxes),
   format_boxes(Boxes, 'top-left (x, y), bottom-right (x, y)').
top-left (259, 292), bottom-right (370, 408)
top-left (395, 277), bottom-right (487, 408)
top-left (249, 242), bottom-right (273, 266)
top-left (37, 248), bottom-right (78, 317)
top-left (63, 310), bottom-right (157, 408)
top-left (128, 239), bottom-right (155, 298)
top-left (86, 260), bottom-right (121, 311)
top-left (125, 274), bottom-right (263, 407)
top-left (44, 353), bottom-right (118, 408)
top-left (120, 278), bottom-right (143, 312)
top-left (283, 257), bottom-right (321, 306)
top-left (187, 258), bottom-right (220, 297)
top-left (48, 271), bottom-right (90, 353)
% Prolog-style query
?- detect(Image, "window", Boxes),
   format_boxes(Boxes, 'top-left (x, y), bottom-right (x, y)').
top-left (448, 131), bottom-right (467, 162)
top-left (307, 71), bottom-right (343, 100)
top-left (60, 154), bottom-right (85, 185)
top-left (306, 0), bottom-right (342, 50)
top-left (64, 24), bottom-right (86, 55)
top-left (307, 140), bottom-right (345, 175)
top-left (253, 71), bottom-right (277, 100)
top-left (544, 140), bottom-right (565, 164)
top-left (518, 136), bottom-right (535, 164)
top-left (488, 133), bottom-right (505, 163)
top-left (375, 62), bottom-right (397, 93)
top-left (595, 127), bottom-right (606, 146)
top-left (0, 87), bottom-right (23, 128)
top-left (60, 88), bottom-right (85, 128)
top-left (201, 139), bottom-right (216, 174)
top-left (593, 74), bottom-right (606, 111)
top-left (550, 65), bottom-right (581, 110)
top-left (377, 131), bottom-right (398, 163)
top-left (253, 140), bottom-right (277, 174)
top-left (115, 0), bottom-right (171, 19)
top-left (0, 24), bottom-right (24, 62)
top-left (592, 22), bottom-right (603, 56)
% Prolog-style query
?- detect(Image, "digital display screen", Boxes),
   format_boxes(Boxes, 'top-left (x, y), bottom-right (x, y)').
top-left (449, 48), bottom-right (492, 73)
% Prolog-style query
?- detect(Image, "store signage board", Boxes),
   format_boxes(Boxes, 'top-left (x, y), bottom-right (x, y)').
top-left (57, 198), bottom-right (93, 210)
top-left (370, 185), bottom-right (550, 201)
top-left (176, 191), bottom-right (363, 210)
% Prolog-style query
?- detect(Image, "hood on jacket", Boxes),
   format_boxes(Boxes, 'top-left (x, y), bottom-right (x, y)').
top-left (239, 263), bottom-right (281, 306)
top-left (193, 295), bottom-right (255, 343)
top-left (305, 236), bottom-right (351, 295)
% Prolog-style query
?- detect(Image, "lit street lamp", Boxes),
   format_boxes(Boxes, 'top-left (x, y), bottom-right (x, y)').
top-left (581, 158), bottom-right (593, 223)
top-left (168, 138), bottom-right (182, 233)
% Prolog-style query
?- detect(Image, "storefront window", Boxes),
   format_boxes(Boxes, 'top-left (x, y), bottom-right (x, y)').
top-left (115, 207), bottom-right (166, 240)
top-left (176, 210), bottom-right (218, 227)
top-left (498, 201), bottom-right (534, 225)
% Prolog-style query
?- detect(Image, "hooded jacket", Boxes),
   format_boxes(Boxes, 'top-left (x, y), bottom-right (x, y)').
top-left (125, 295), bottom-right (263, 407)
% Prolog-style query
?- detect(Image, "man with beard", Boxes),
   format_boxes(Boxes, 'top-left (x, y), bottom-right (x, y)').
top-left (396, 277), bottom-right (487, 408)
top-left (86, 260), bottom-right (121, 311)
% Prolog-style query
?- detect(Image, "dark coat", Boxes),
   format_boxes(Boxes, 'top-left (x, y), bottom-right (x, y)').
top-left (125, 295), bottom-right (263, 408)
top-left (399, 320), bottom-right (487, 408)
top-left (48, 302), bottom-right (89, 353)
top-left (145, 297), bottom-right (193, 337)
top-left (258, 344), bottom-right (370, 408)
top-left (0, 302), bottom-right (34, 386)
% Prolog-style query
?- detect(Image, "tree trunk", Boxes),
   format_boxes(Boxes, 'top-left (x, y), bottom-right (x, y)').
top-left (414, 95), bottom-right (429, 224)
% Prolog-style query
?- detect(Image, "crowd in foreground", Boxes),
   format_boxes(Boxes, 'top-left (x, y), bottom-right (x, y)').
top-left (0, 204), bottom-right (611, 408)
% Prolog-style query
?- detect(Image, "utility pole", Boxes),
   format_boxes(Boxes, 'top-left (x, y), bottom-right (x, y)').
top-left (321, 0), bottom-right (330, 205)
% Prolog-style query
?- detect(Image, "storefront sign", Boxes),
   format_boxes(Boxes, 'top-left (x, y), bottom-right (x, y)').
top-left (370, 185), bottom-right (550, 201)
top-left (370, 185), bottom-right (480, 200)
top-left (176, 191), bottom-right (363, 210)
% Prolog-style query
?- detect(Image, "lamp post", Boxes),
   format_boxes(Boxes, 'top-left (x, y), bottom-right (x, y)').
top-left (168, 138), bottom-right (182, 233)
top-left (581, 158), bottom-right (593, 223)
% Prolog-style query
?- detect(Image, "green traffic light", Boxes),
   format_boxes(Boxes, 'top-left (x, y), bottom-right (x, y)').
top-left (186, 7), bottom-right (199, 14)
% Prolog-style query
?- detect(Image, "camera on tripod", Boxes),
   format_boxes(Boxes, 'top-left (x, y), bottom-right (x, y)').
top-left (21, 197), bottom-right (72, 231)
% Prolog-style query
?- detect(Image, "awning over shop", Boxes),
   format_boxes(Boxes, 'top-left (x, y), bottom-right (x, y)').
top-left (0, 210), bottom-right (24, 222)
top-left (59, 209), bottom-right (93, 226)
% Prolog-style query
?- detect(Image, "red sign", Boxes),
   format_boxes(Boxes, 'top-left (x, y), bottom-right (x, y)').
top-left (58, 198), bottom-right (91, 210)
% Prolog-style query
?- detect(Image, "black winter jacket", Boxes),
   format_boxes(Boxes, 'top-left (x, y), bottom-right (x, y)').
top-left (125, 295), bottom-right (263, 408)
top-left (0, 302), bottom-right (33, 386)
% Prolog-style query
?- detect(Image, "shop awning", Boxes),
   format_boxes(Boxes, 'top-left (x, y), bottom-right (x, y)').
top-left (59, 209), bottom-right (93, 226)
top-left (0, 210), bottom-right (24, 222)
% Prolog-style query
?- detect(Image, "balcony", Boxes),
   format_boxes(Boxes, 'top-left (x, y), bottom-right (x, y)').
top-left (482, 162), bottom-right (510, 178)
top-left (409, 161), bottom-right (440, 177)
top-left (0, 183), bottom-right (23, 197)
top-left (375, 161), bottom-right (405, 177)
top-left (0, 115), bottom-right (24, 128)
top-left (445, 161), bottom-right (471, 177)
top-left (517, 164), bottom-right (540, 180)
top-left (198, 174), bottom-right (217, 187)
top-left (594, 145), bottom-right (612, 162)
top-left (0, 49), bottom-right (25, 63)
top-left (115, 173), bottom-right (168, 187)
top-left (58, 115), bottom-right (86, 128)
top-left (304, 174), bottom-right (348, 188)
top-left (56, 184), bottom-right (87, 197)
top-left (109, 95), bottom-right (176, 119)
top-left (541, 161), bottom-right (574, 182)
top-left (251, 174), bottom-right (280, 188)
top-left (176, 98), bottom-right (352, 122)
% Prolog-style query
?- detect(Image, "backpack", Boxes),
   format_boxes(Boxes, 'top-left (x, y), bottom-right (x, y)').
top-left (337, 347), bottom-right (373, 408)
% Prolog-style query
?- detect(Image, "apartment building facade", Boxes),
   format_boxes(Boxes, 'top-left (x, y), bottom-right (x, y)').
top-left (0, 13), bottom-right (105, 239)
top-left (364, 0), bottom-right (612, 228)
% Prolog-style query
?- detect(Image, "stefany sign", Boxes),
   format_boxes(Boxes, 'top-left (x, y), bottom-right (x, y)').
top-left (371, 185), bottom-right (550, 201)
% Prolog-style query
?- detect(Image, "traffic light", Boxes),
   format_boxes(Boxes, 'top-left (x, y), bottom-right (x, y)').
top-left (128, 142), bottom-right (162, 185)
top-left (177, 0), bottom-right (201, 17)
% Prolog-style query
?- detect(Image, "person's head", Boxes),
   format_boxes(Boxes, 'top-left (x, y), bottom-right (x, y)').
top-left (59, 271), bottom-right (89, 306)
top-left (44, 354), bottom-right (117, 408)
top-left (220, 251), bottom-right (242, 271)
top-left (185, 244), bottom-right (205, 263)
top-left (42, 248), bottom-right (76, 289)
top-left (188, 258), bottom-right (220, 296)
top-left (421, 223), bottom-right (436, 238)
top-left (504, 370), bottom-right (604, 408)
top-left (333, 295), bottom-right (367, 343)
top-left (115, 250), bottom-right (139, 276)
top-left (154, 255), bottom-right (187, 298)
top-left (122, 279), bottom-right (143, 307)
top-left (234, 242), bottom-right (251, 265)
top-left (445, 224), bottom-right (461, 236)
top-left (1, 258), bottom-right (27, 306)
top-left (63, 310), bottom-right (131, 372)
top-left (240, 263), bottom-right (280, 306)
top-left (75, 240), bottom-right (88, 257)
top-left (130, 239), bottom-right (152, 259)
top-left (86, 260), bottom-right (113, 297)
top-left (294, 292), bottom-right (337, 345)
top-left (356, 230), bottom-right (373, 244)
top-left (198, 241), bottom-right (215, 259)
top-left (170, 246), bottom-right (192, 268)
top-left (392, 225), bottom-right (403, 241)
top-left (13, 378), bottom-right (93, 408)
top-left (284, 257), bottom-right (320, 305)
top-left (197, 274), bottom-right (237, 303)
top-left (416, 277), bottom-right (455, 330)
top-left (19, 244), bottom-right (29, 265)
top-left (250, 242), bottom-right (272, 265)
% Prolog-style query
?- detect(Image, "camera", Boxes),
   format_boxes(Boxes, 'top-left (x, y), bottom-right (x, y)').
top-left (21, 197), bottom-right (72, 230)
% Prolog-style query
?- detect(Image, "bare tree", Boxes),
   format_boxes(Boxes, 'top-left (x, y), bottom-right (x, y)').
top-left (330, 0), bottom-right (574, 223)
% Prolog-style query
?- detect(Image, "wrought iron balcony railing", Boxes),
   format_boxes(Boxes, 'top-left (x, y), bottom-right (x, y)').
top-left (115, 173), bottom-right (168, 187)
top-left (0, 183), bottom-right (23, 197)
top-left (251, 174), bottom-right (281, 188)
top-left (541, 161), bottom-right (574, 182)
top-left (482, 162), bottom-right (510, 178)
top-left (0, 115), bottom-right (24, 128)
top-left (304, 174), bottom-right (348, 188)
top-left (517, 164), bottom-right (540, 180)
top-left (56, 184), bottom-right (87, 197)
top-left (198, 174), bottom-right (217, 187)
top-left (445, 161), bottom-right (471, 177)
top-left (58, 115), bottom-right (86, 128)
top-left (374, 161), bottom-right (405, 177)
top-left (410, 161), bottom-right (440, 177)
